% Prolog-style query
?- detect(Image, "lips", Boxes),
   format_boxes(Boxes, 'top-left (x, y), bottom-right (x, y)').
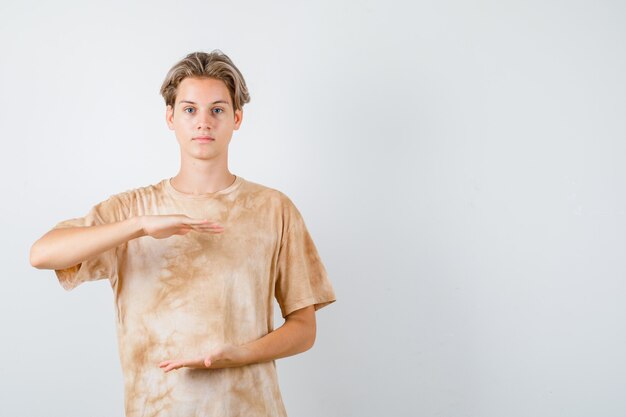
top-left (193, 136), bottom-right (215, 141)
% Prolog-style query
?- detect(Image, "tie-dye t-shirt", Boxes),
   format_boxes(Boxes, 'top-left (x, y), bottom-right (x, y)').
top-left (51, 175), bottom-right (337, 417)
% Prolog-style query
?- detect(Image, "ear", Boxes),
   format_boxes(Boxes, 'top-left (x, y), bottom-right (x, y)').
top-left (233, 109), bottom-right (243, 130)
top-left (165, 105), bottom-right (174, 130)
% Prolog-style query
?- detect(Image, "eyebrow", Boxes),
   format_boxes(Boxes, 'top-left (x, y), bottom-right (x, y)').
top-left (178, 100), bottom-right (230, 106)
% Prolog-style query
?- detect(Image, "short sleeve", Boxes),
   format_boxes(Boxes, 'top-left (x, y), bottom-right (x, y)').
top-left (51, 195), bottom-right (127, 291)
top-left (275, 195), bottom-right (337, 318)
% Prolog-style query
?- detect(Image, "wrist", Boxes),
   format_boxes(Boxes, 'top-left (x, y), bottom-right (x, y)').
top-left (126, 216), bottom-right (146, 239)
top-left (233, 345), bottom-right (255, 367)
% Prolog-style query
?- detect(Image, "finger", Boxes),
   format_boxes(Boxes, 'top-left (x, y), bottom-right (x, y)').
top-left (189, 224), bottom-right (223, 230)
top-left (198, 223), bottom-right (224, 228)
top-left (183, 218), bottom-right (210, 225)
top-left (163, 362), bottom-right (181, 372)
top-left (188, 225), bottom-right (223, 232)
top-left (159, 359), bottom-right (180, 368)
top-left (184, 219), bottom-right (222, 226)
top-left (197, 228), bottom-right (225, 234)
top-left (189, 225), bottom-right (224, 232)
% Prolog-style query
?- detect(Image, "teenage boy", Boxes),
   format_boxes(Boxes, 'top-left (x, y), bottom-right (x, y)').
top-left (30, 50), bottom-right (337, 417)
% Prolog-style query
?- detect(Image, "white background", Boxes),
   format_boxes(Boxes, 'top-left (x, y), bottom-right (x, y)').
top-left (3, 1), bottom-right (625, 416)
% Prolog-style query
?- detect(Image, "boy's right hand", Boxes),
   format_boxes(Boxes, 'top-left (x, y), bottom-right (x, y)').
top-left (140, 215), bottom-right (224, 239)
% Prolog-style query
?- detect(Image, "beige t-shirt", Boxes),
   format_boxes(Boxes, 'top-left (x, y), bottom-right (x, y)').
top-left (52, 175), bottom-right (337, 417)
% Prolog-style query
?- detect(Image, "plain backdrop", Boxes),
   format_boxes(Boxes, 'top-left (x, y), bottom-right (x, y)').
top-left (2, 1), bottom-right (625, 416)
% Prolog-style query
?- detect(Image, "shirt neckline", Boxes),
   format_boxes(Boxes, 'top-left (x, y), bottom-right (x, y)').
top-left (163, 175), bottom-right (244, 199)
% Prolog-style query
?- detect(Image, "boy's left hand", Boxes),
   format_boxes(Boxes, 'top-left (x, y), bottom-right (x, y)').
top-left (158, 343), bottom-right (250, 372)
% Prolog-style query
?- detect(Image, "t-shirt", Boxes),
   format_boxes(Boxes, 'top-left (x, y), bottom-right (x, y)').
top-left (51, 175), bottom-right (337, 417)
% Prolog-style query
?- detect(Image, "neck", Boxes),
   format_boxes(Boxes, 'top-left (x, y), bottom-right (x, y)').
top-left (171, 161), bottom-right (236, 195)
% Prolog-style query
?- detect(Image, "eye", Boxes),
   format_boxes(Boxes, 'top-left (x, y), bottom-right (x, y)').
top-left (184, 107), bottom-right (195, 114)
top-left (213, 108), bottom-right (224, 114)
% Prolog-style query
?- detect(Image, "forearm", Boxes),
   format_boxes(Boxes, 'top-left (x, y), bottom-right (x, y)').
top-left (237, 319), bottom-right (315, 366)
top-left (30, 216), bottom-right (145, 269)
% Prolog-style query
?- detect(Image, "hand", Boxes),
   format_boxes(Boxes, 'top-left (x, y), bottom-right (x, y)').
top-left (158, 343), bottom-right (250, 373)
top-left (140, 214), bottom-right (224, 239)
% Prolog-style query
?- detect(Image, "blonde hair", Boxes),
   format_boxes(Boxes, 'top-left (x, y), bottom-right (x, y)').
top-left (159, 50), bottom-right (250, 112)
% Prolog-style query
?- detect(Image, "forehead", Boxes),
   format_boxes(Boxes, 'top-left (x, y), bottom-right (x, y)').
top-left (176, 77), bottom-right (232, 105)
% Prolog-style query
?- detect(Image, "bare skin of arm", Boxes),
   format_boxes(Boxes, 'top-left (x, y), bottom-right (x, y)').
top-left (158, 305), bottom-right (317, 372)
top-left (29, 215), bottom-right (224, 270)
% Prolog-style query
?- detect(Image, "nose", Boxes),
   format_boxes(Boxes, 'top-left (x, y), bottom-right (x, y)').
top-left (196, 109), bottom-right (213, 130)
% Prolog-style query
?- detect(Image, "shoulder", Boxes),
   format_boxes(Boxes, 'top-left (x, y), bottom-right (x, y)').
top-left (239, 178), bottom-right (299, 212)
top-left (96, 180), bottom-right (164, 217)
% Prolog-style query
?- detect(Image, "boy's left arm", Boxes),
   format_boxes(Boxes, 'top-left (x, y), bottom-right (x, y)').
top-left (239, 304), bottom-right (317, 364)
top-left (158, 305), bottom-right (316, 372)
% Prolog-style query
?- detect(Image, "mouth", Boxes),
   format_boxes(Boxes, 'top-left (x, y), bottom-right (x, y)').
top-left (193, 136), bottom-right (215, 142)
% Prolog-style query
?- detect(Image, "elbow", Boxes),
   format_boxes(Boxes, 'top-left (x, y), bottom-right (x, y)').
top-left (304, 336), bottom-right (315, 352)
top-left (285, 305), bottom-right (317, 353)
top-left (29, 241), bottom-right (43, 269)
top-left (303, 325), bottom-right (316, 352)
top-left (30, 239), bottom-right (51, 269)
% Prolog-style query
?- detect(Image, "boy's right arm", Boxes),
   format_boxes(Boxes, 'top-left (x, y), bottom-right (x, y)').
top-left (29, 217), bottom-right (145, 270)
top-left (29, 215), bottom-right (224, 270)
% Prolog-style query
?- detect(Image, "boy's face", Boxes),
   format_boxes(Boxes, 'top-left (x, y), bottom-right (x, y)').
top-left (166, 77), bottom-right (243, 163)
